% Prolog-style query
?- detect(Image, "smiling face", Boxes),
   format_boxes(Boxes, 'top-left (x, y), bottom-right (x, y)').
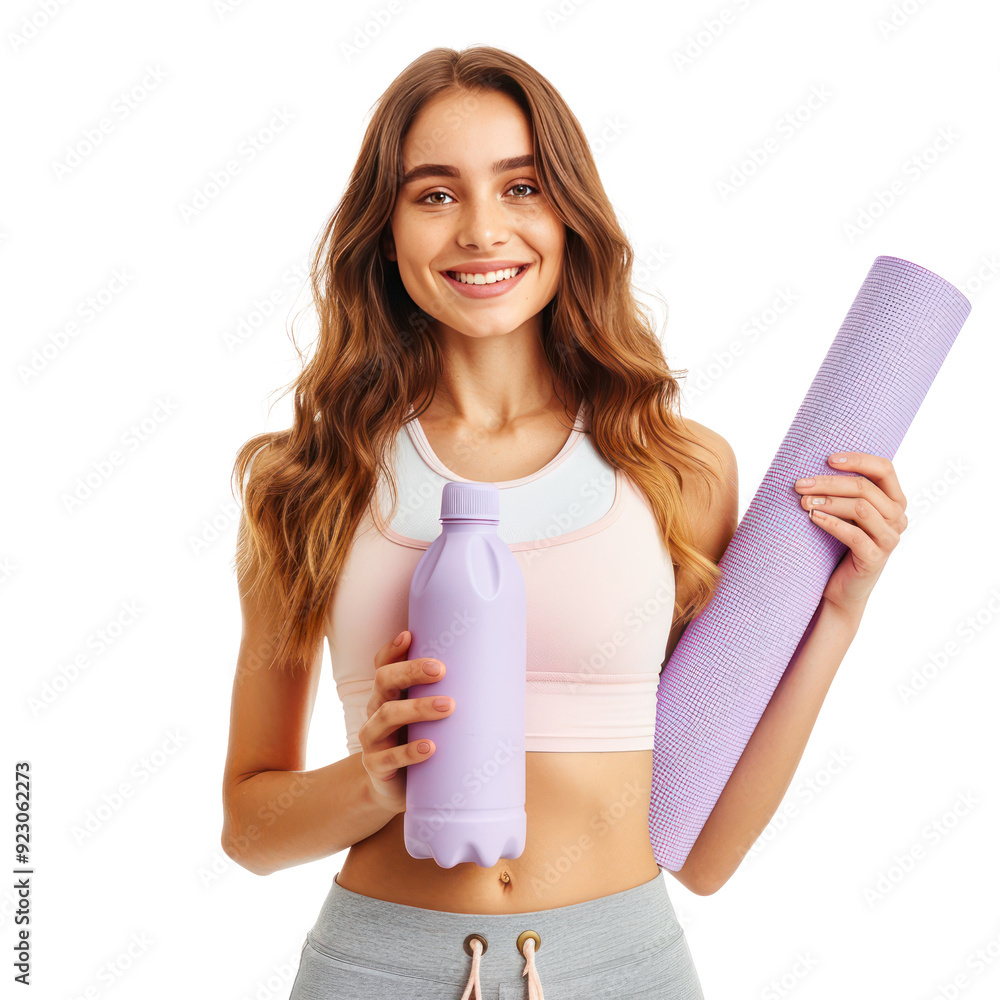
top-left (385, 88), bottom-right (565, 342)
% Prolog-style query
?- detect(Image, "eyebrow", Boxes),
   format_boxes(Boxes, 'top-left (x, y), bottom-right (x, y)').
top-left (400, 154), bottom-right (535, 186)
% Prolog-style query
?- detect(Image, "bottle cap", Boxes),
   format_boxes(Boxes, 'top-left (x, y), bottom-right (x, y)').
top-left (440, 481), bottom-right (500, 521)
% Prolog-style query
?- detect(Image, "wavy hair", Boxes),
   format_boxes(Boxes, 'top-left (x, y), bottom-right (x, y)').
top-left (231, 45), bottom-right (725, 677)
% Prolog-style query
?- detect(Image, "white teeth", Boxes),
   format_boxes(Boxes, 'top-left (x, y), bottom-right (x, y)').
top-left (449, 266), bottom-right (525, 284)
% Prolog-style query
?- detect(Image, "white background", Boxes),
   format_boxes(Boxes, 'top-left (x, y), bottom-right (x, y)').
top-left (4, 0), bottom-right (999, 997)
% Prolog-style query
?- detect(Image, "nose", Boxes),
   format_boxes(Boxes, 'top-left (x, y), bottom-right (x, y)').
top-left (456, 191), bottom-right (511, 249)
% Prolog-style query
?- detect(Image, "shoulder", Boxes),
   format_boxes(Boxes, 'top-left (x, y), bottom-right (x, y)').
top-left (674, 416), bottom-right (739, 561)
top-left (677, 416), bottom-right (736, 479)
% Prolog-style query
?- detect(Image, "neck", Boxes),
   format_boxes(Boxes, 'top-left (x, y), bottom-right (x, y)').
top-left (424, 322), bottom-right (576, 431)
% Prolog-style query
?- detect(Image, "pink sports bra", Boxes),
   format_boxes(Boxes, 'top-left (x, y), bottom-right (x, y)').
top-left (326, 403), bottom-right (676, 753)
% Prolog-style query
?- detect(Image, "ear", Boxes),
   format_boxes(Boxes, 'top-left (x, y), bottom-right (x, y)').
top-left (382, 230), bottom-right (396, 262)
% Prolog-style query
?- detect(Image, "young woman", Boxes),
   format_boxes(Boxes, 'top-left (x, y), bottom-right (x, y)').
top-left (221, 45), bottom-right (908, 1000)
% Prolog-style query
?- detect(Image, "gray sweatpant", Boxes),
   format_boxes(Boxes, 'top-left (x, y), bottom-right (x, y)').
top-left (288, 868), bottom-right (705, 999)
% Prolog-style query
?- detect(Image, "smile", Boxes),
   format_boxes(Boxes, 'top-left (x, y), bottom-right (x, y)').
top-left (441, 263), bottom-right (531, 299)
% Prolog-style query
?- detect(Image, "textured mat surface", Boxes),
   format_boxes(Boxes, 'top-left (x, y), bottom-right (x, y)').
top-left (650, 255), bottom-right (972, 872)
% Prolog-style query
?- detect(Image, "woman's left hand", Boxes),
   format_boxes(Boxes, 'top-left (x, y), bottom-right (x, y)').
top-left (794, 452), bottom-right (908, 620)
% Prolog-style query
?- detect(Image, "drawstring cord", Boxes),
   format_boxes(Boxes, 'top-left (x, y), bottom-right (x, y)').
top-left (459, 936), bottom-right (484, 1000)
top-left (461, 931), bottom-right (545, 1000)
top-left (521, 935), bottom-right (545, 999)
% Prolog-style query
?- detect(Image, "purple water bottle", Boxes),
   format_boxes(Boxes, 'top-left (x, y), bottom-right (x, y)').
top-left (403, 481), bottom-right (527, 868)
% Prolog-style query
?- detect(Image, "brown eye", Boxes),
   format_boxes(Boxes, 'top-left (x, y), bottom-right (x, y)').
top-left (420, 190), bottom-right (455, 205)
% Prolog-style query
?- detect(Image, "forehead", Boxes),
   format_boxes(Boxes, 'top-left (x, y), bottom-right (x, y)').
top-left (402, 89), bottom-right (533, 167)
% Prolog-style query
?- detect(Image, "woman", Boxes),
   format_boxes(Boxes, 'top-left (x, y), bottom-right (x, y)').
top-left (221, 46), bottom-right (908, 999)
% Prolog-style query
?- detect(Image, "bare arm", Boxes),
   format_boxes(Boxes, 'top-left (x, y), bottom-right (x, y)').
top-left (685, 449), bottom-right (908, 894)
top-left (659, 420), bottom-right (861, 896)
top-left (222, 755), bottom-right (399, 877)
top-left (219, 532), bottom-right (398, 877)
top-left (681, 598), bottom-right (859, 895)
top-left (658, 418), bottom-right (739, 894)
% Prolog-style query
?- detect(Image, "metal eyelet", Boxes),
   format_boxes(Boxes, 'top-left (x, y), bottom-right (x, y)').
top-left (516, 930), bottom-right (541, 956)
top-left (464, 933), bottom-right (488, 957)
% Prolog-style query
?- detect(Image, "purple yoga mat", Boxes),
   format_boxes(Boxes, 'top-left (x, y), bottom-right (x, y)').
top-left (650, 256), bottom-right (971, 872)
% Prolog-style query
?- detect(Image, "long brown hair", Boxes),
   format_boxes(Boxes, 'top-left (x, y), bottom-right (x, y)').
top-left (231, 45), bottom-right (725, 677)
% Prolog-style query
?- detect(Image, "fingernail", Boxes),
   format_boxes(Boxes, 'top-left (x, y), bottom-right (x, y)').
top-left (830, 455), bottom-right (848, 463)
top-left (417, 741), bottom-right (431, 753)
top-left (796, 478), bottom-right (815, 487)
top-left (425, 660), bottom-right (441, 675)
top-left (393, 631), bottom-right (406, 646)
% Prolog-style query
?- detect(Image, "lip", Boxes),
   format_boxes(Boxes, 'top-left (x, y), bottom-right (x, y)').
top-left (440, 263), bottom-right (531, 299)
top-left (445, 260), bottom-right (528, 273)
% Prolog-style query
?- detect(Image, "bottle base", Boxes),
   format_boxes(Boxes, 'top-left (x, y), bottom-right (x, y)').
top-left (403, 808), bottom-right (527, 868)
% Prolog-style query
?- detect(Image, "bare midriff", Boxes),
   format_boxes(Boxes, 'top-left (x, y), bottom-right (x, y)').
top-left (336, 749), bottom-right (661, 914)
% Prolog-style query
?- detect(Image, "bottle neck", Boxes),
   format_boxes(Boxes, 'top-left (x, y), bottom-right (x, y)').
top-left (441, 519), bottom-right (499, 533)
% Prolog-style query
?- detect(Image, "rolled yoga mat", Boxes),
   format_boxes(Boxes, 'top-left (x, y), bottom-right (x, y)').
top-left (649, 255), bottom-right (971, 872)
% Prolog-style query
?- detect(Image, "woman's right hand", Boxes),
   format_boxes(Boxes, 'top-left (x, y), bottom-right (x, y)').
top-left (359, 630), bottom-right (454, 816)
